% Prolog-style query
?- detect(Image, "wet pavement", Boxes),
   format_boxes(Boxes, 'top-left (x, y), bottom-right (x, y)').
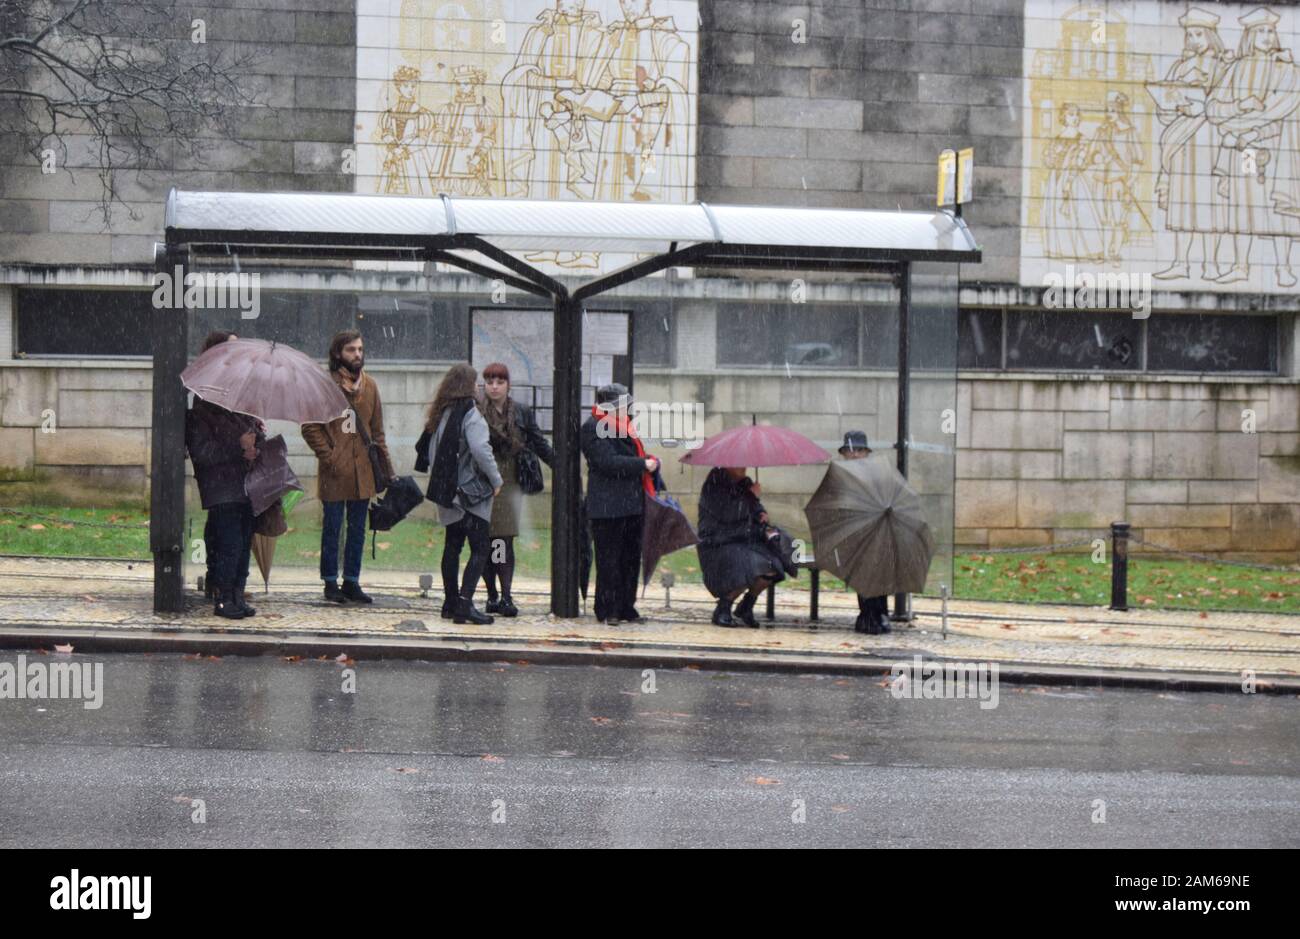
top-left (1, 653), bottom-right (1297, 847)
top-left (1, 556), bottom-right (1298, 681)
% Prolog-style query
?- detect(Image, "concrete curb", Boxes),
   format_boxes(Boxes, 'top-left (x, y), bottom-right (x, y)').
top-left (1, 624), bottom-right (1296, 696)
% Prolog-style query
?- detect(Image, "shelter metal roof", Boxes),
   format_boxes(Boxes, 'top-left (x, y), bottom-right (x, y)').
top-left (165, 189), bottom-right (981, 268)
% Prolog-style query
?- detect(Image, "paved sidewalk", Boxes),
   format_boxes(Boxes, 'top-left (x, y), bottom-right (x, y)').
top-left (1, 555), bottom-right (1297, 687)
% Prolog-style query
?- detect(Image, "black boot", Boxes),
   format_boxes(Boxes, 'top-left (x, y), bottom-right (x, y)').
top-left (213, 588), bottom-right (243, 620)
top-left (711, 597), bottom-right (736, 627)
top-left (734, 593), bottom-right (761, 628)
top-left (324, 582), bottom-right (347, 604)
top-left (234, 586), bottom-right (256, 617)
top-left (440, 598), bottom-right (456, 620)
top-left (496, 595), bottom-right (518, 617)
top-left (485, 597), bottom-right (501, 614)
top-left (342, 581), bottom-right (372, 604)
top-left (453, 596), bottom-right (493, 625)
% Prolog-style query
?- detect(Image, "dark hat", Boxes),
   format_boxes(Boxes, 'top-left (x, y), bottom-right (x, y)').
top-left (838, 430), bottom-right (870, 455)
top-left (595, 382), bottom-right (633, 408)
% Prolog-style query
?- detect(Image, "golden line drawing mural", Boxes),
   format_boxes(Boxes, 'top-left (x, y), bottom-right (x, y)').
top-left (1022, 2), bottom-right (1300, 293)
top-left (355, 0), bottom-right (698, 272)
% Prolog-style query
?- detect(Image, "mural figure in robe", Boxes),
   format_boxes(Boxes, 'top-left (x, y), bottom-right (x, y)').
top-left (378, 65), bottom-right (436, 195)
top-left (430, 65), bottom-right (499, 197)
top-left (1083, 90), bottom-right (1147, 265)
top-left (1148, 7), bottom-right (1230, 280)
top-left (1043, 102), bottom-right (1106, 261)
top-left (1205, 6), bottom-right (1300, 287)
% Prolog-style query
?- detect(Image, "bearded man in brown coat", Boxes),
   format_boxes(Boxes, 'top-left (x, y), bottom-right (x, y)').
top-left (302, 330), bottom-right (394, 604)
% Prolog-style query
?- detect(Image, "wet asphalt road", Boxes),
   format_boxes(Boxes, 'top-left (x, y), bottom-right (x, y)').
top-left (0, 653), bottom-right (1297, 848)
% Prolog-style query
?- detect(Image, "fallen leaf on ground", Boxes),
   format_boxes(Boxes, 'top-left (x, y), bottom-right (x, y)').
top-left (389, 767), bottom-right (419, 774)
top-left (481, 754), bottom-right (504, 763)
top-left (751, 776), bottom-right (780, 786)
top-left (53, 644), bottom-right (74, 654)
top-left (589, 716), bottom-right (612, 725)
top-left (830, 754), bottom-right (850, 761)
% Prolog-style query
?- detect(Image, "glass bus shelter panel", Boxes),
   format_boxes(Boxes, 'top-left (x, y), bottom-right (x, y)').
top-left (907, 262), bottom-right (960, 598)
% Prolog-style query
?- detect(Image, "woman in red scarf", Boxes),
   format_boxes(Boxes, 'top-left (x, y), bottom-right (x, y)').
top-left (579, 383), bottom-right (660, 625)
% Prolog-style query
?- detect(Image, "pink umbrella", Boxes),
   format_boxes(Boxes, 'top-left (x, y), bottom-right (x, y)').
top-left (680, 425), bottom-right (831, 468)
top-left (181, 338), bottom-right (349, 425)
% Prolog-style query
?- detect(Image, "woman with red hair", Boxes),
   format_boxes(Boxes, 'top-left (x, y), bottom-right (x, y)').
top-left (478, 362), bottom-right (554, 616)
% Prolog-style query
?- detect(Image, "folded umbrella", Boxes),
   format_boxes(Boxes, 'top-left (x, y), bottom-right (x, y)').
top-left (803, 459), bottom-right (935, 598)
top-left (681, 424), bottom-right (830, 468)
top-left (182, 338), bottom-right (349, 425)
top-left (251, 533), bottom-right (277, 592)
top-left (641, 491), bottom-right (698, 589)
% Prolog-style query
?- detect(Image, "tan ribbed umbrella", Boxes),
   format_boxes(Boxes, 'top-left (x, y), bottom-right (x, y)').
top-left (251, 534), bottom-right (277, 592)
top-left (181, 338), bottom-right (349, 425)
top-left (804, 460), bottom-right (935, 597)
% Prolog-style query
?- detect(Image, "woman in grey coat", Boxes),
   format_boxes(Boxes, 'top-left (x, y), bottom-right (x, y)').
top-left (418, 363), bottom-right (503, 625)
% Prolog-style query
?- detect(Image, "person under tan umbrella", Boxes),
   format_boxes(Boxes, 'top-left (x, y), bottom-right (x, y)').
top-left (805, 432), bottom-right (936, 635)
top-left (835, 431), bottom-right (891, 634)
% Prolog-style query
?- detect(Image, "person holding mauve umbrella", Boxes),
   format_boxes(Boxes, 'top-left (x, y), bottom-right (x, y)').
top-left (682, 423), bottom-right (830, 628)
top-left (182, 333), bottom-right (353, 615)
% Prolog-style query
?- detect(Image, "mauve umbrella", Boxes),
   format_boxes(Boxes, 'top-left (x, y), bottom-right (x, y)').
top-left (641, 491), bottom-right (698, 589)
top-left (680, 424), bottom-right (831, 468)
top-left (181, 338), bottom-right (349, 425)
top-left (803, 459), bottom-right (935, 598)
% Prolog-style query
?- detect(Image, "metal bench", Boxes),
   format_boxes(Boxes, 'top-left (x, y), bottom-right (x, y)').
top-left (764, 558), bottom-right (822, 622)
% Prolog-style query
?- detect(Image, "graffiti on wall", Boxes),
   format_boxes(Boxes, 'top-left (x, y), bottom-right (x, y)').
top-left (1022, 2), bottom-right (1300, 293)
top-left (355, 0), bottom-right (698, 271)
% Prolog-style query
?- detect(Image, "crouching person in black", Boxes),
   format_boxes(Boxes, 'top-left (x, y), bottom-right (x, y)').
top-left (186, 330), bottom-right (263, 619)
top-left (580, 383), bottom-right (660, 626)
top-left (697, 467), bottom-right (785, 628)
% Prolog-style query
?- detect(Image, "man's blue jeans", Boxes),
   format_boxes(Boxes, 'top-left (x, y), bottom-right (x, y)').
top-left (321, 499), bottom-right (368, 584)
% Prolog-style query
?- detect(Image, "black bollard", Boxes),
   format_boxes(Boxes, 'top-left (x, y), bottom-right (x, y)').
top-left (1109, 521), bottom-right (1130, 611)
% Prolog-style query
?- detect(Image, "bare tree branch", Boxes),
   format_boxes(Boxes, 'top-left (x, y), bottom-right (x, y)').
top-left (0, 0), bottom-right (267, 226)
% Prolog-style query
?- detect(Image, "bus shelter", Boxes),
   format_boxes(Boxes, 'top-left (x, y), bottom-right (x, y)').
top-left (153, 190), bottom-right (981, 616)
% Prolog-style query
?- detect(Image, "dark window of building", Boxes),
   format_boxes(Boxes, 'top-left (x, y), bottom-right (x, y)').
top-left (187, 291), bottom-right (469, 361)
top-left (957, 308), bottom-right (1003, 369)
top-left (1005, 309), bottom-right (1144, 371)
top-left (630, 301), bottom-right (673, 366)
top-left (718, 303), bottom-right (863, 367)
top-left (1147, 313), bottom-right (1276, 373)
top-left (16, 289), bottom-right (152, 357)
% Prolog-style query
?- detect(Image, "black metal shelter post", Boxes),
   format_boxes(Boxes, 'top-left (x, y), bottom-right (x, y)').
top-left (550, 294), bottom-right (583, 617)
top-left (150, 242), bottom-right (190, 613)
top-left (893, 261), bottom-right (912, 622)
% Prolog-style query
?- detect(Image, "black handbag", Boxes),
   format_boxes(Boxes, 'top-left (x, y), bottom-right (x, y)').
top-left (517, 448), bottom-right (544, 495)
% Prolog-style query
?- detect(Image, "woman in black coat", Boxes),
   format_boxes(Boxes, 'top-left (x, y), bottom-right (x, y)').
top-left (697, 467), bottom-right (785, 627)
top-left (186, 330), bottom-right (263, 619)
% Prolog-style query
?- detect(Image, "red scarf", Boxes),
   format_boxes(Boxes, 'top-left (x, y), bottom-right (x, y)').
top-left (593, 404), bottom-right (656, 497)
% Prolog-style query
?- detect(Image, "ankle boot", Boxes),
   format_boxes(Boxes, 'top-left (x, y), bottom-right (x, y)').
top-left (711, 597), bottom-right (735, 627)
top-left (734, 593), bottom-right (761, 628)
top-left (341, 581), bottom-right (372, 604)
top-left (485, 596), bottom-right (501, 614)
top-left (497, 595), bottom-right (518, 617)
top-left (453, 597), bottom-right (493, 625)
top-left (234, 587), bottom-right (256, 617)
top-left (214, 588), bottom-right (244, 620)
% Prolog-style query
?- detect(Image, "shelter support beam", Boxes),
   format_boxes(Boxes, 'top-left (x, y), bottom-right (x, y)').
top-left (151, 243), bottom-right (190, 613)
top-left (550, 295), bottom-right (583, 617)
